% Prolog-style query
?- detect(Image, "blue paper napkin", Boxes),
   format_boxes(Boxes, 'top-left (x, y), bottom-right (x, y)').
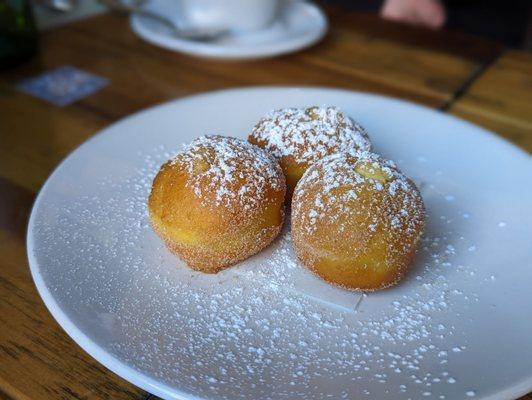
top-left (17, 66), bottom-right (108, 106)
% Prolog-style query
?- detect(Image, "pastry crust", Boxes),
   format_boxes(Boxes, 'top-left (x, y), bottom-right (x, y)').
top-left (249, 106), bottom-right (371, 200)
top-left (291, 150), bottom-right (425, 291)
top-left (149, 135), bottom-right (286, 273)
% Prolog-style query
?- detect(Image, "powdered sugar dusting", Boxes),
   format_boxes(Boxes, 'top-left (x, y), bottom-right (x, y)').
top-left (250, 106), bottom-right (371, 165)
top-left (293, 150), bottom-right (424, 248)
top-left (32, 145), bottom-right (494, 400)
top-left (173, 135), bottom-right (283, 212)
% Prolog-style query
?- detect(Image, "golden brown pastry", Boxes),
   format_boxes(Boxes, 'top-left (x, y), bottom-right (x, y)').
top-left (249, 106), bottom-right (371, 200)
top-left (291, 150), bottom-right (425, 291)
top-left (149, 135), bottom-right (286, 273)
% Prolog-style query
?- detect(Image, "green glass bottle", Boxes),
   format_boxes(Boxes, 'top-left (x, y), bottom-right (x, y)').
top-left (0, 0), bottom-right (38, 69)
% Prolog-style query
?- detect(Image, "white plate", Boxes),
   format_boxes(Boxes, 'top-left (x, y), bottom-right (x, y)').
top-left (28, 87), bottom-right (532, 400)
top-left (130, 1), bottom-right (327, 59)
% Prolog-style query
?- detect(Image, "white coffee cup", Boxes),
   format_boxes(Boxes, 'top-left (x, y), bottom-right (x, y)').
top-left (178, 0), bottom-right (283, 33)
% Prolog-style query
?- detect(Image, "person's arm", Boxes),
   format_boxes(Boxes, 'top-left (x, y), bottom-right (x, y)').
top-left (380, 0), bottom-right (446, 29)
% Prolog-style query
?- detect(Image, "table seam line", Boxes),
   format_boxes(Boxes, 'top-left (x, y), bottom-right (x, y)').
top-left (438, 48), bottom-right (506, 112)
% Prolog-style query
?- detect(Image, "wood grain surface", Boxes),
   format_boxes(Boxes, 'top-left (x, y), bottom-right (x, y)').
top-left (450, 50), bottom-right (532, 152)
top-left (0, 6), bottom-right (530, 400)
top-left (0, 181), bottom-right (146, 400)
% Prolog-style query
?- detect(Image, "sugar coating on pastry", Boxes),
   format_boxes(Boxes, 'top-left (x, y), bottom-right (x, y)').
top-left (249, 106), bottom-right (372, 198)
top-left (149, 135), bottom-right (286, 273)
top-left (173, 135), bottom-right (283, 212)
top-left (291, 150), bottom-right (425, 291)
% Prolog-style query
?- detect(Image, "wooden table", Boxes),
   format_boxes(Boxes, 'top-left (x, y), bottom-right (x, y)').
top-left (1, 6), bottom-right (531, 400)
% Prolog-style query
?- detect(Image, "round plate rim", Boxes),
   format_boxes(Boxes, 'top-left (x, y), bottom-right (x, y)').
top-left (26, 86), bottom-right (532, 400)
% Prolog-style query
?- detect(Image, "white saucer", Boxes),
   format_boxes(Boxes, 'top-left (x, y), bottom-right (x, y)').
top-left (130, 1), bottom-right (328, 59)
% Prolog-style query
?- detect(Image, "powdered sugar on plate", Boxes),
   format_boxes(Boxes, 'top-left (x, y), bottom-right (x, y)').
top-left (30, 143), bottom-right (492, 400)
